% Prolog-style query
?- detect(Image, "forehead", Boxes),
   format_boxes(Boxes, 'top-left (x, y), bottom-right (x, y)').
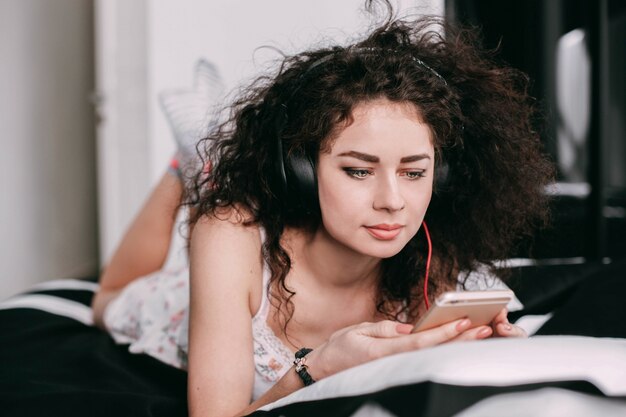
top-left (326, 99), bottom-right (433, 154)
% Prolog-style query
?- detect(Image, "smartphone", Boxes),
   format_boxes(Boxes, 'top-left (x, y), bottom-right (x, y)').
top-left (412, 290), bottom-right (514, 333)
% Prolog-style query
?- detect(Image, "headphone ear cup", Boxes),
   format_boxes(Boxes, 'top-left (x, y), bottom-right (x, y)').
top-left (274, 110), bottom-right (289, 192)
top-left (285, 148), bottom-right (319, 214)
top-left (273, 104), bottom-right (319, 215)
top-left (434, 160), bottom-right (451, 194)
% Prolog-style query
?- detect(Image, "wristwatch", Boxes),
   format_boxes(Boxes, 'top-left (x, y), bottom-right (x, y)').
top-left (293, 348), bottom-right (316, 386)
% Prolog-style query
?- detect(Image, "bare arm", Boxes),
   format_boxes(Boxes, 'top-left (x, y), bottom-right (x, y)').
top-left (188, 217), bottom-right (496, 417)
top-left (187, 211), bottom-right (261, 417)
top-left (186, 214), bottom-right (516, 416)
top-left (235, 318), bottom-right (492, 416)
top-left (187, 210), bottom-right (323, 416)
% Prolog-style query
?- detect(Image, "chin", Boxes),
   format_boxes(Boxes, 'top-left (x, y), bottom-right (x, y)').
top-left (353, 240), bottom-right (407, 259)
top-left (323, 227), bottom-right (412, 259)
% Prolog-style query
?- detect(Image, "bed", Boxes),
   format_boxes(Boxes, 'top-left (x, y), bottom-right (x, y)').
top-left (1, 260), bottom-right (625, 416)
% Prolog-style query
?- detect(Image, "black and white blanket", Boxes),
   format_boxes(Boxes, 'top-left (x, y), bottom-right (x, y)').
top-left (1, 260), bottom-right (625, 416)
top-left (0, 280), bottom-right (187, 416)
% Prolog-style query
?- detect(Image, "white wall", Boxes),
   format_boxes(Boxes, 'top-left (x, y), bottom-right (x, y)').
top-left (96, 0), bottom-right (443, 264)
top-left (147, 0), bottom-right (444, 182)
top-left (0, 0), bottom-right (98, 299)
top-left (0, 0), bottom-right (444, 298)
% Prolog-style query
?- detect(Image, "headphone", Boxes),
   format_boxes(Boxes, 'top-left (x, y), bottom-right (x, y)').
top-left (272, 49), bottom-right (451, 309)
top-left (273, 104), bottom-right (319, 216)
top-left (274, 49), bottom-right (453, 215)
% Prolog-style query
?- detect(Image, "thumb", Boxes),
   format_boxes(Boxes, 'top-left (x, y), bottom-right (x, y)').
top-left (365, 320), bottom-right (412, 338)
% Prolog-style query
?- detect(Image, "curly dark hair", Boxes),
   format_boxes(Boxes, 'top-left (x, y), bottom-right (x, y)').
top-left (186, 4), bottom-right (554, 327)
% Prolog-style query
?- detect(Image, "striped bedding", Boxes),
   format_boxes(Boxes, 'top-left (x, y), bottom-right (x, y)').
top-left (1, 263), bottom-right (625, 417)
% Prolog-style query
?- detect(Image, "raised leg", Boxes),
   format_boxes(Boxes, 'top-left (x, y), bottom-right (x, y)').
top-left (92, 170), bottom-right (183, 328)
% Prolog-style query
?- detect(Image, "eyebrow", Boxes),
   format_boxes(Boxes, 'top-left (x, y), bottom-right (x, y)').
top-left (337, 150), bottom-right (431, 163)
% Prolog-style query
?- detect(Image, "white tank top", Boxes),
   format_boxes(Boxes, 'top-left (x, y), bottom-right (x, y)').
top-left (250, 248), bottom-right (295, 400)
top-left (103, 227), bottom-right (295, 402)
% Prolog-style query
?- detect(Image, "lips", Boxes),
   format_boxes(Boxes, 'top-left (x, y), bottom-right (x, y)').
top-left (365, 224), bottom-right (403, 240)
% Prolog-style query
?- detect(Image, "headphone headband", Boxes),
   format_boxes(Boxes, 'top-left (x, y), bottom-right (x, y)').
top-left (274, 47), bottom-right (450, 217)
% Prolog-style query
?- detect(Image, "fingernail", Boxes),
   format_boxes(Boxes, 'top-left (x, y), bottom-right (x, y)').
top-left (456, 319), bottom-right (471, 331)
top-left (503, 324), bottom-right (512, 331)
top-left (396, 323), bottom-right (413, 334)
top-left (478, 327), bottom-right (492, 338)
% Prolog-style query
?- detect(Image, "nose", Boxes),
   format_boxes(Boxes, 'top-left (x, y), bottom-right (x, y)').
top-left (372, 174), bottom-right (405, 212)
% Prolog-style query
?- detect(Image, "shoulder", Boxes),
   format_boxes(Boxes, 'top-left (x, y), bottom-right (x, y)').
top-left (190, 204), bottom-right (263, 272)
top-left (189, 205), bottom-right (264, 312)
top-left (191, 205), bottom-right (261, 249)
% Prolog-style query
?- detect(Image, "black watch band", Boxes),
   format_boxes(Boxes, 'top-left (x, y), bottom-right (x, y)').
top-left (293, 348), bottom-right (316, 386)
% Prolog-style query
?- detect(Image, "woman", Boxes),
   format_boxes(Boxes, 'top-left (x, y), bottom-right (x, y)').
top-left (92, 7), bottom-right (553, 417)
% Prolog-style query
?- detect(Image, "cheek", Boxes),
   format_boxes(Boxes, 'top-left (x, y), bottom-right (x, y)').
top-left (317, 175), bottom-right (371, 235)
top-left (410, 186), bottom-right (433, 211)
top-left (402, 183), bottom-right (433, 230)
top-left (318, 180), bottom-right (360, 218)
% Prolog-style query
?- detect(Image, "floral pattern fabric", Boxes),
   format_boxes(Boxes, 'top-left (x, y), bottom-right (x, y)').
top-left (103, 262), bottom-right (293, 401)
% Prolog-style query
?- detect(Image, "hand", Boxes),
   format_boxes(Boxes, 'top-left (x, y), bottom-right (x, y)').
top-left (305, 318), bottom-right (492, 381)
top-left (489, 308), bottom-right (527, 338)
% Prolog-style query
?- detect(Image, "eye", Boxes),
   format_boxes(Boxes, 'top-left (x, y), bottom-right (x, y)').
top-left (342, 168), bottom-right (372, 179)
top-left (403, 170), bottom-right (427, 180)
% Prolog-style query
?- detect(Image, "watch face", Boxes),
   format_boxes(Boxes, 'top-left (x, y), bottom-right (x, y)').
top-left (293, 349), bottom-right (315, 385)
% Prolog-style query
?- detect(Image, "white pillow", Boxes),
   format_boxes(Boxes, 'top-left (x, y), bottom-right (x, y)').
top-left (261, 336), bottom-right (626, 414)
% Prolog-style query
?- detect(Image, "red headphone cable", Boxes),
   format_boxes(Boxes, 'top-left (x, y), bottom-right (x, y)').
top-left (422, 221), bottom-right (432, 310)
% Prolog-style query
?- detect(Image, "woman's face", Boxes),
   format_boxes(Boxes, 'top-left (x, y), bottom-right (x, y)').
top-left (316, 98), bottom-right (434, 259)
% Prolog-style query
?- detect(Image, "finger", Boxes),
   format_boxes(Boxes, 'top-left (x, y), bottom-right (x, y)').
top-left (495, 322), bottom-right (527, 338)
top-left (491, 308), bottom-right (509, 325)
top-left (489, 308), bottom-right (510, 335)
top-left (451, 325), bottom-right (493, 341)
top-left (361, 320), bottom-right (411, 338)
top-left (377, 318), bottom-right (472, 355)
top-left (418, 318), bottom-right (474, 345)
